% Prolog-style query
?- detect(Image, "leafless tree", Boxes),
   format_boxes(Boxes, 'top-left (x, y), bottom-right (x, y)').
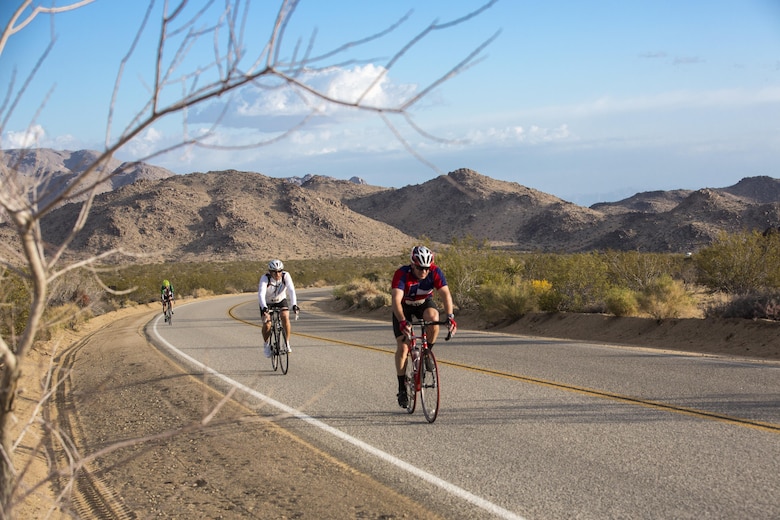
top-left (0, 0), bottom-right (498, 516)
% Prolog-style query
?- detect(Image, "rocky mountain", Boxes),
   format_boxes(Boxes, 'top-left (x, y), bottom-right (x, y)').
top-left (345, 169), bottom-right (780, 253)
top-left (0, 148), bottom-right (175, 211)
top-left (37, 170), bottom-right (407, 263)
top-left (3, 149), bottom-right (780, 263)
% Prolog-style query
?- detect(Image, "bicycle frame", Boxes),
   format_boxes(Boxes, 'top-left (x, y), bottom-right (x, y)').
top-left (404, 318), bottom-right (452, 423)
top-left (267, 308), bottom-right (289, 375)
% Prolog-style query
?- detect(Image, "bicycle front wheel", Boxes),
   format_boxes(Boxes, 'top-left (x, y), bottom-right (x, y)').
top-left (279, 327), bottom-right (289, 375)
top-left (271, 327), bottom-right (280, 371)
top-left (404, 352), bottom-right (417, 414)
top-left (419, 349), bottom-right (440, 423)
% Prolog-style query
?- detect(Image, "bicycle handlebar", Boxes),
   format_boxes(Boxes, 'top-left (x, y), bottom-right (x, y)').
top-left (409, 318), bottom-right (454, 341)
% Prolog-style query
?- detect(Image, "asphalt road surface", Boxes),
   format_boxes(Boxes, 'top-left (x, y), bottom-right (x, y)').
top-left (148, 289), bottom-right (780, 519)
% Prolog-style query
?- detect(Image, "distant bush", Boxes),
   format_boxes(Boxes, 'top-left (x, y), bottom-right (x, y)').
top-left (604, 287), bottom-right (639, 317)
top-left (333, 278), bottom-right (390, 310)
top-left (99, 256), bottom-right (401, 306)
top-left (47, 236), bottom-right (780, 335)
top-left (474, 281), bottom-right (537, 322)
top-left (437, 237), bottom-right (517, 310)
top-left (193, 288), bottom-right (215, 299)
top-left (523, 252), bottom-right (610, 312)
top-left (695, 230), bottom-right (780, 293)
top-left (43, 303), bottom-right (94, 339)
top-left (636, 275), bottom-right (695, 319)
top-left (0, 270), bottom-right (30, 341)
top-left (706, 290), bottom-right (780, 320)
top-left (604, 250), bottom-right (687, 291)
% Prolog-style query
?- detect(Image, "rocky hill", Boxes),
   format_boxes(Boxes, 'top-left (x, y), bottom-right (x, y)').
top-left (38, 170), bottom-right (408, 263)
top-left (3, 149), bottom-right (780, 262)
top-left (0, 148), bottom-right (174, 212)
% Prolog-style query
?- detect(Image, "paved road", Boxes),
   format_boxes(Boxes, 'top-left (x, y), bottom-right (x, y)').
top-left (148, 289), bottom-right (780, 520)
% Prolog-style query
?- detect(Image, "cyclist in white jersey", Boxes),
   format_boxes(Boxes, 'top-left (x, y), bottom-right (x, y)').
top-left (258, 259), bottom-right (299, 358)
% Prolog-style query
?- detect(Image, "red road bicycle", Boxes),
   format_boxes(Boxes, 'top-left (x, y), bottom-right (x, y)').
top-left (404, 318), bottom-right (453, 423)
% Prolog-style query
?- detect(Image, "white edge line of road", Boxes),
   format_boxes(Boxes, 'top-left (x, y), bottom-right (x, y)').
top-left (150, 310), bottom-right (527, 520)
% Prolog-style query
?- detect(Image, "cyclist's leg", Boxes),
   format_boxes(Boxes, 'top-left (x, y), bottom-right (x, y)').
top-left (394, 336), bottom-right (410, 407)
top-left (261, 319), bottom-right (271, 341)
top-left (394, 334), bottom-right (409, 377)
top-left (393, 307), bottom-right (415, 408)
top-left (261, 310), bottom-right (272, 357)
top-left (422, 302), bottom-right (440, 345)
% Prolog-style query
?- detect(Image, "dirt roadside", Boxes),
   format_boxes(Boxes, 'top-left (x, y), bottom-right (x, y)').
top-left (14, 297), bottom-right (780, 518)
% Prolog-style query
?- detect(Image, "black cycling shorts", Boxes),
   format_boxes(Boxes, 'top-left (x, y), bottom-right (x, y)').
top-left (392, 299), bottom-right (437, 338)
top-left (268, 299), bottom-right (289, 310)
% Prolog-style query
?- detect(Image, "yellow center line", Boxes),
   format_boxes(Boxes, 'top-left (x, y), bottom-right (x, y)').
top-left (229, 302), bottom-right (780, 434)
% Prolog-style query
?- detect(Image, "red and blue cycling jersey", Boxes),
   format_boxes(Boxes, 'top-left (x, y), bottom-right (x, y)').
top-left (391, 263), bottom-right (448, 305)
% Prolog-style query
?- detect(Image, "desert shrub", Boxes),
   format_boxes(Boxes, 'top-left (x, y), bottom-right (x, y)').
top-left (523, 252), bottom-right (610, 312)
top-left (333, 278), bottom-right (390, 310)
top-left (529, 279), bottom-right (563, 313)
top-left (636, 275), bottom-right (695, 319)
top-left (604, 287), bottom-right (639, 317)
top-left (604, 250), bottom-right (686, 291)
top-left (438, 237), bottom-right (518, 310)
top-left (705, 290), bottom-right (780, 320)
top-left (44, 303), bottom-right (94, 333)
top-left (474, 281), bottom-right (537, 322)
top-left (99, 257), bottom-right (403, 306)
top-left (1, 269), bottom-right (97, 343)
top-left (0, 270), bottom-right (30, 341)
top-left (193, 288), bottom-right (215, 299)
top-left (537, 289), bottom-right (565, 313)
top-left (48, 269), bottom-right (104, 308)
top-left (695, 230), bottom-right (780, 293)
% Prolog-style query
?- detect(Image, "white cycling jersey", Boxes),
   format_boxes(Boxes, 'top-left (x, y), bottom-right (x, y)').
top-left (258, 271), bottom-right (297, 308)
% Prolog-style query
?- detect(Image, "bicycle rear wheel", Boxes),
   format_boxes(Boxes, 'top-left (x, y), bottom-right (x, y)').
top-left (279, 327), bottom-right (289, 375)
top-left (419, 349), bottom-right (440, 423)
top-left (404, 351), bottom-right (417, 414)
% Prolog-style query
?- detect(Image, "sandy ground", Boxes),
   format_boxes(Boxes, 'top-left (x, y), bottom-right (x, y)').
top-left (12, 297), bottom-right (780, 518)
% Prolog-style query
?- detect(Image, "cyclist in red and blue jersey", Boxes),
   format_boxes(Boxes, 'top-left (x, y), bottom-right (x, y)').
top-left (391, 245), bottom-right (457, 408)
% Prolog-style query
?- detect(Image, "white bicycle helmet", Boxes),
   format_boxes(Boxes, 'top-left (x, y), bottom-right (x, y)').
top-left (410, 246), bottom-right (433, 268)
top-left (268, 259), bottom-right (284, 272)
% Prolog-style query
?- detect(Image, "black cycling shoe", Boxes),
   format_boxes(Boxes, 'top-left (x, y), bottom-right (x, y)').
top-left (424, 355), bottom-right (435, 372)
top-left (397, 390), bottom-right (408, 408)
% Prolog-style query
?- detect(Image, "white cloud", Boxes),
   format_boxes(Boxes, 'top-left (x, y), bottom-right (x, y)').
top-left (191, 64), bottom-right (418, 129)
top-left (465, 124), bottom-right (573, 146)
top-left (2, 125), bottom-right (46, 148)
top-left (122, 126), bottom-right (167, 158)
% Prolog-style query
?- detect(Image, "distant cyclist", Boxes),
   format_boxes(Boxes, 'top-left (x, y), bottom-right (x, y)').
top-left (391, 246), bottom-right (456, 408)
top-left (160, 279), bottom-right (175, 319)
top-left (258, 260), bottom-right (299, 358)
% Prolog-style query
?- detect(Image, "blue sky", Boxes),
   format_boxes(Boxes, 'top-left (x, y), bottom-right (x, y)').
top-left (2, 1), bottom-right (779, 206)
